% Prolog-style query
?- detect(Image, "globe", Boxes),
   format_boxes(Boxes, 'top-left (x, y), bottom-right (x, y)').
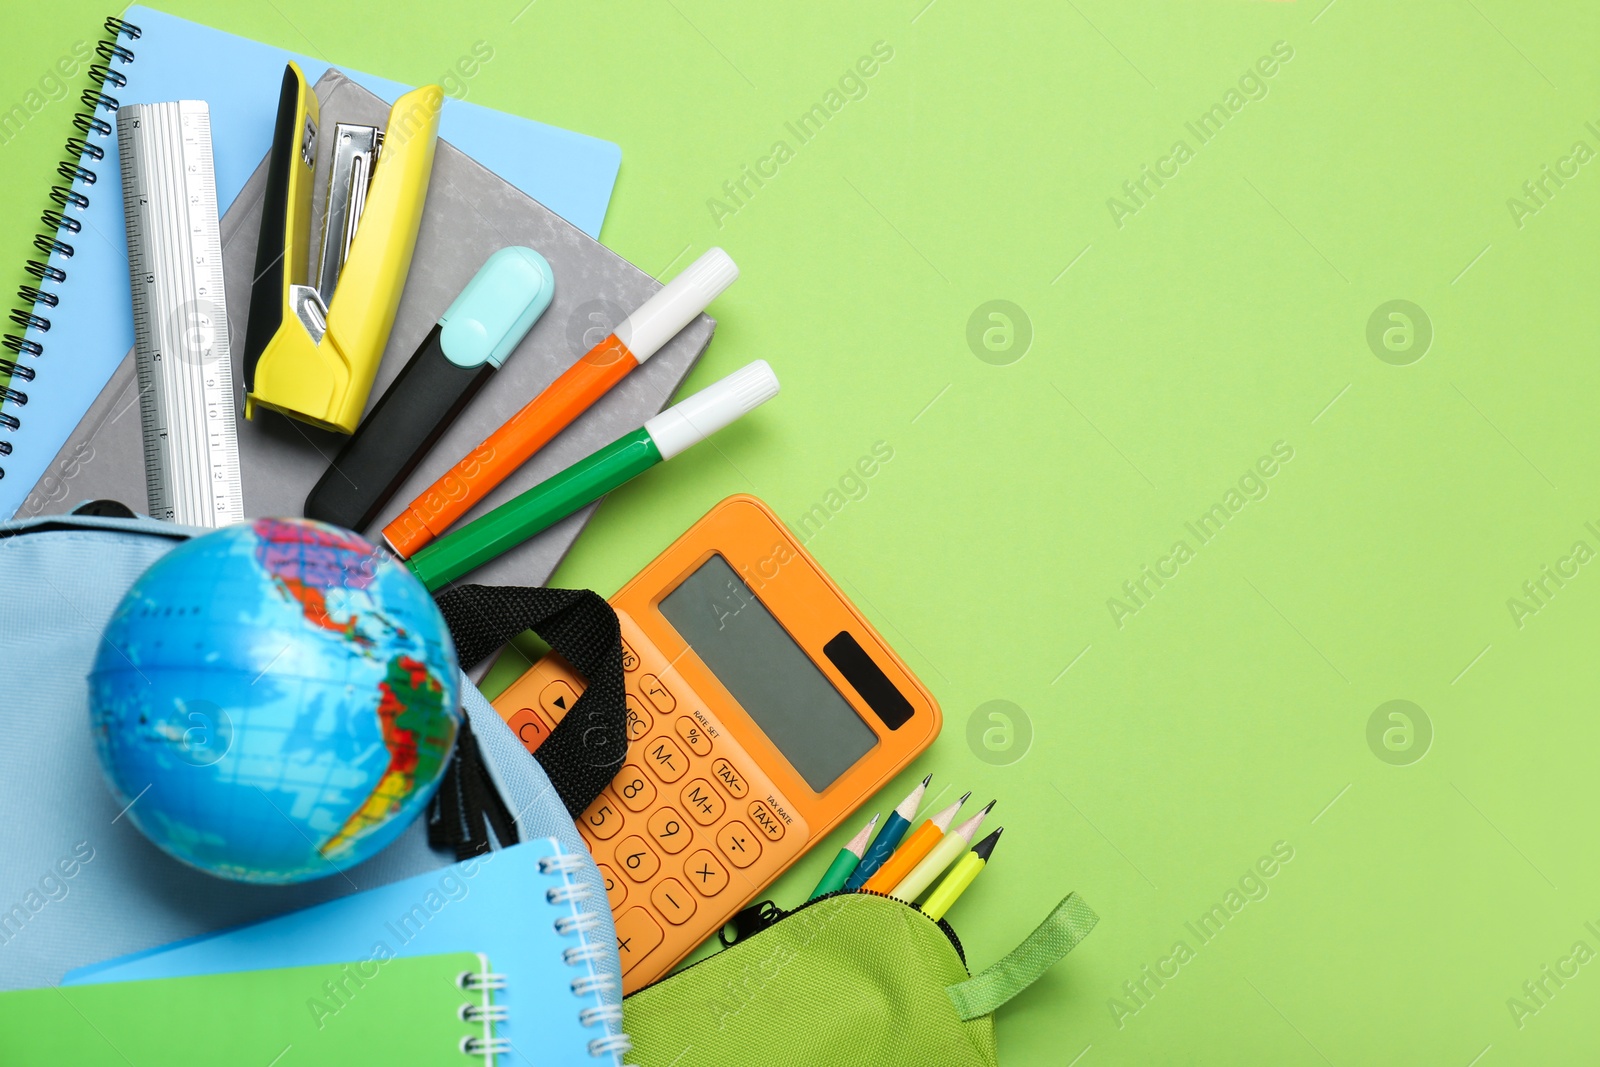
top-left (88, 517), bottom-right (461, 884)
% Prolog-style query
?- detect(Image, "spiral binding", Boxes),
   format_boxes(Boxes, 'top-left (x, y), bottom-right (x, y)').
top-left (0, 15), bottom-right (139, 480)
top-left (441, 851), bottom-right (631, 1061)
top-left (539, 850), bottom-right (635, 1061)
top-left (457, 963), bottom-right (512, 1058)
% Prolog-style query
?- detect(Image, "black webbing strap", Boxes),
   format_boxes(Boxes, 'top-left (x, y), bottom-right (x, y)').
top-left (433, 584), bottom-right (628, 823)
top-left (426, 717), bottom-right (519, 860)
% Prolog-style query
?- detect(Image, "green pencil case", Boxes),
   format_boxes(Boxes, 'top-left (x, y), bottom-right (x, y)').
top-left (622, 889), bottom-right (1097, 1066)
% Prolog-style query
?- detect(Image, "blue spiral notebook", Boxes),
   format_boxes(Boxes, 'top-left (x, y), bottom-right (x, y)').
top-left (0, 5), bottom-right (621, 517)
top-left (65, 840), bottom-right (626, 1067)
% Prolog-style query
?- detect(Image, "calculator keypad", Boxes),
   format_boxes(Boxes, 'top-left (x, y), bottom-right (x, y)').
top-left (639, 674), bottom-right (675, 712)
top-left (615, 835), bottom-right (660, 882)
top-left (748, 800), bottom-right (787, 841)
top-left (614, 764), bottom-right (656, 812)
top-left (711, 758), bottom-right (748, 799)
top-left (615, 907), bottom-right (663, 971)
top-left (647, 808), bottom-right (693, 854)
top-left (539, 680), bottom-right (579, 718)
top-left (680, 780), bottom-right (723, 824)
top-left (599, 864), bottom-right (626, 909)
top-left (684, 849), bottom-right (730, 897)
top-left (676, 717), bottom-right (713, 756)
top-left (490, 612), bottom-right (808, 989)
top-left (650, 878), bottom-right (697, 925)
top-left (716, 821), bottom-right (761, 868)
top-left (624, 696), bottom-right (652, 743)
top-left (643, 735), bottom-right (689, 783)
top-left (584, 799), bottom-right (625, 840)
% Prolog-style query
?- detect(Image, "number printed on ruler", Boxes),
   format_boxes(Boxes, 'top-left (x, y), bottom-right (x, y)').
top-left (117, 100), bottom-right (243, 527)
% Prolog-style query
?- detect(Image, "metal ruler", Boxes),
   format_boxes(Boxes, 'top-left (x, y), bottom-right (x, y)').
top-left (117, 100), bottom-right (242, 526)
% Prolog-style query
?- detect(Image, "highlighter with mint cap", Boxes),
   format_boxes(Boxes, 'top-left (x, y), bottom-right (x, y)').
top-left (304, 246), bottom-right (555, 531)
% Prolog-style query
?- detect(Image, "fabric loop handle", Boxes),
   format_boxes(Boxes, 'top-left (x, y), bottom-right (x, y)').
top-left (945, 893), bottom-right (1099, 1021)
top-left (433, 584), bottom-right (628, 820)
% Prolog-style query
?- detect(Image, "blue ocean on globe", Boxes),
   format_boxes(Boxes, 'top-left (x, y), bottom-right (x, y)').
top-left (88, 518), bottom-right (461, 884)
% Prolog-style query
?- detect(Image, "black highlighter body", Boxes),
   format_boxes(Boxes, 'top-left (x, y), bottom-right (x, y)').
top-left (304, 324), bottom-right (495, 531)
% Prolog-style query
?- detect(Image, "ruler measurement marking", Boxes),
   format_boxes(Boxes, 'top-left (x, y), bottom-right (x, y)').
top-left (118, 101), bottom-right (242, 527)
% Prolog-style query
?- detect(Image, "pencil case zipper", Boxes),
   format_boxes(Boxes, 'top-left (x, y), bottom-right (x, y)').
top-left (628, 886), bottom-right (966, 996)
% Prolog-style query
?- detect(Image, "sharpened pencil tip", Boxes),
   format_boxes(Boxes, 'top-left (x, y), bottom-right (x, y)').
top-left (921, 773), bottom-right (932, 786)
top-left (843, 811), bottom-right (882, 856)
top-left (957, 790), bottom-right (972, 804)
top-left (894, 776), bottom-right (929, 820)
top-left (978, 799), bottom-right (995, 815)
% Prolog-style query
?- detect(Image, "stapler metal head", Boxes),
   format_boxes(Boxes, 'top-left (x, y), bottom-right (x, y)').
top-left (241, 62), bottom-right (442, 434)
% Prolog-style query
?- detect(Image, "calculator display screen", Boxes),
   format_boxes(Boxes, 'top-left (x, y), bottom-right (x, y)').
top-left (659, 554), bottom-right (878, 791)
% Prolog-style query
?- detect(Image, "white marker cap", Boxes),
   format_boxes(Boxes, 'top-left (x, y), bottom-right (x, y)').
top-left (643, 360), bottom-right (779, 460)
top-left (614, 248), bottom-right (739, 362)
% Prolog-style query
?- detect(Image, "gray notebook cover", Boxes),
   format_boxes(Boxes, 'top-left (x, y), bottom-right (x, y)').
top-left (19, 70), bottom-right (712, 588)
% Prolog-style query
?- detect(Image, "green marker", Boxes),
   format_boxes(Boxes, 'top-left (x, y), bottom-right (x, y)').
top-left (407, 360), bottom-right (779, 591)
top-left (809, 812), bottom-right (880, 900)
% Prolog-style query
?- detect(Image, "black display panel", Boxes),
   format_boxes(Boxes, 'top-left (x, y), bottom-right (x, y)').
top-left (824, 631), bottom-right (913, 729)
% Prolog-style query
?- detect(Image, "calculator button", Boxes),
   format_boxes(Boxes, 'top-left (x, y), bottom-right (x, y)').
top-left (507, 708), bottom-right (550, 753)
top-left (583, 798), bottom-right (625, 841)
top-left (643, 735), bottom-right (689, 783)
top-left (539, 680), bottom-right (580, 720)
top-left (650, 878), bottom-right (698, 925)
top-left (624, 695), bottom-right (652, 743)
top-left (615, 836), bottom-right (661, 882)
top-left (621, 638), bottom-right (640, 672)
top-left (748, 800), bottom-right (786, 842)
top-left (680, 779), bottom-right (725, 825)
top-left (598, 863), bottom-right (627, 909)
top-left (715, 821), bottom-right (761, 868)
top-left (684, 849), bottom-right (730, 897)
top-left (647, 807), bottom-right (693, 855)
top-left (615, 907), bottom-right (663, 974)
top-left (675, 716), bottom-right (712, 756)
top-left (639, 673), bottom-right (676, 713)
top-left (710, 757), bottom-right (749, 799)
top-left (614, 763), bottom-right (656, 812)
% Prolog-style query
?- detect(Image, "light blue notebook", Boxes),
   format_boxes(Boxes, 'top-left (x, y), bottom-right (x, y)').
top-left (65, 840), bottom-right (626, 1067)
top-left (0, 5), bottom-right (621, 518)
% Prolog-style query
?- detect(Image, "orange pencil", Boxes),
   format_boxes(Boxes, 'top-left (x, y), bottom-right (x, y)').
top-left (382, 248), bottom-right (738, 558)
top-left (862, 791), bottom-right (970, 894)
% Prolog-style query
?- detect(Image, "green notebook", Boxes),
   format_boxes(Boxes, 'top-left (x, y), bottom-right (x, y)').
top-left (0, 951), bottom-right (499, 1065)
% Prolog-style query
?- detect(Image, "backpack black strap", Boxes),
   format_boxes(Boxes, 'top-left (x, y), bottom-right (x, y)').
top-left (426, 716), bottom-right (520, 860)
top-left (433, 585), bottom-right (628, 822)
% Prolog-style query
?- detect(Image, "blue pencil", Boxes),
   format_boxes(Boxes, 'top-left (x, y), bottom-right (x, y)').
top-left (844, 774), bottom-right (930, 891)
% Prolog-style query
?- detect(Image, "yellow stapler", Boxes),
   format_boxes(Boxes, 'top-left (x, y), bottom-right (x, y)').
top-left (241, 62), bottom-right (442, 433)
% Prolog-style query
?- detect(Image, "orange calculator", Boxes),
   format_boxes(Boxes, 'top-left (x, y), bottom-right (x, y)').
top-left (490, 494), bottom-right (941, 991)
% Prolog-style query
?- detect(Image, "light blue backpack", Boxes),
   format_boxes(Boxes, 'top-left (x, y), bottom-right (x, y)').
top-left (0, 506), bottom-right (628, 1059)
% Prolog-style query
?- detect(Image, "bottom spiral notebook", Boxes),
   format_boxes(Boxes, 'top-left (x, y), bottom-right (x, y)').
top-left (53, 840), bottom-right (625, 1066)
top-left (0, 950), bottom-right (501, 1064)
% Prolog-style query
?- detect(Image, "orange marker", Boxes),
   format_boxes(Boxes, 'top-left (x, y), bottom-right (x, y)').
top-left (382, 248), bottom-right (738, 558)
top-left (862, 791), bottom-right (970, 894)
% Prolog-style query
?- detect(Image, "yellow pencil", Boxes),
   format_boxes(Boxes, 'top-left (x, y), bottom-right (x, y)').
top-left (888, 800), bottom-right (993, 902)
top-left (921, 827), bottom-right (1002, 921)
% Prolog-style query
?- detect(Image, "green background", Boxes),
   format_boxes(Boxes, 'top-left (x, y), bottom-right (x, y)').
top-left (8, 1), bottom-right (1600, 1062)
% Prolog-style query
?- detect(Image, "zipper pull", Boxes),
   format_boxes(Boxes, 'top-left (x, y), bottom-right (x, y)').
top-left (719, 898), bottom-right (783, 948)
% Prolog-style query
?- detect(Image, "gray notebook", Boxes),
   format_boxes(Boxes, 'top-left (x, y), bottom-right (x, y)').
top-left (20, 70), bottom-right (712, 588)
